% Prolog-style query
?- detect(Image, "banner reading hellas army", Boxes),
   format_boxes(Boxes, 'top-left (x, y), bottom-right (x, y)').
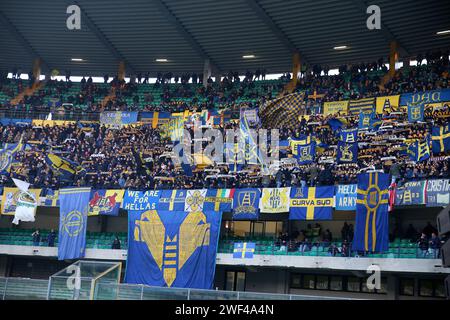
top-left (126, 210), bottom-right (221, 289)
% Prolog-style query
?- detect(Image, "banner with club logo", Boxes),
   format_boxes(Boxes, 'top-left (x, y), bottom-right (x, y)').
top-left (88, 189), bottom-right (125, 216)
top-left (394, 181), bottom-right (426, 206)
top-left (259, 187), bottom-right (290, 213)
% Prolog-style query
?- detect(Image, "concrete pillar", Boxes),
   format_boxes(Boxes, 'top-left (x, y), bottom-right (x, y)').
top-left (292, 52), bottom-right (301, 86)
top-left (203, 59), bottom-right (212, 87)
top-left (32, 58), bottom-right (41, 83)
top-left (389, 41), bottom-right (398, 77)
top-left (118, 61), bottom-right (126, 81)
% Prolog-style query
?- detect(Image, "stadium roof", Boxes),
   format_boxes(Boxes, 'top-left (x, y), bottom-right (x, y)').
top-left (0, 0), bottom-right (449, 76)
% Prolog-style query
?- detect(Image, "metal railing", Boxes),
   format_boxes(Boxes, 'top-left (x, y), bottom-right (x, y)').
top-left (218, 240), bottom-right (442, 260)
top-left (0, 277), bottom-right (352, 300)
top-left (0, 109), bottom-right (101, 122)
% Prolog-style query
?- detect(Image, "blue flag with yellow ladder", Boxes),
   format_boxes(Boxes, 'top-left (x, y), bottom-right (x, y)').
top-left (232, 188), bottom-right (261, 220)
top-left (353, 173), bottom-right (389, 253)
top-left (431, 123), bottom-right (450, 154)
top-left (407, 137), bottom-right (430, 162)
top-left (126, 210), bottom-right (221, 289)
top-left (233, 242), bottom-right (255, 259)
top-left (58, 187), bottom-right (91, 260)
top-left (289, 186), bottom-right (334, 220)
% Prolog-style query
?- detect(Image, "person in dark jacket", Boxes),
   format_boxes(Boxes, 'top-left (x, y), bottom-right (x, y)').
top-left (417, 233), bottom-right (429, 258)
top-left (429, 232), bottom-right (441, 259)
top-left (47, 229), bottom-right (56, 247)
top-left (111, 236), bottom-right (121, 250)
top-left (32, 229), bottom-right (41, 246)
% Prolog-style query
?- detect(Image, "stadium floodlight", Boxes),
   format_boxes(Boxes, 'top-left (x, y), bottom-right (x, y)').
top-left (156, 58), bottom-right (168, 62)
top-left (436, 30), bottom-right (450, 35)
top-left (333, 46), bottom-right (348, 50)
top-left (71, 58), bottom-right (83, 62)
top-left (243, 55), bottom-right (255, 59)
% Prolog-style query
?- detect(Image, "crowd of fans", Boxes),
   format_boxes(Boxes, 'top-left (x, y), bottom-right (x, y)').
top-left (1, 51), bottom-right (448, 117)
top-left (0, 52), bottom-right (449, 190)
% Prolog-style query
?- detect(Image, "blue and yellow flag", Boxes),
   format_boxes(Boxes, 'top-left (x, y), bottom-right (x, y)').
top-left (239, 108), bottom-right (267, 173)
top-left (289, 186), bottom-right (334, 220)
top-left (232, 188), bottom-right (261, 220)
top-left (337, 141), bottom-right (358, 163)
top-left (407, 99), bottom-right (425, 122)
top-left (126, 210), bottom-right (221, 288)
top-left (407, 137), bottom-right (430, 162)
top-left (233, 242), bottom-right (255, 259)
top-left (431, 123), bottom-right (450, 154)
top-left (224, 142), bottom-right (244, 172)
top-left (0, 139), bottom-right (24, 174)
top-left (43, 189), bottom-right (59, 207)
top-left (339, 128), bottom-right (358, 143)
top-left (58, 187), bottom-right (90, 260)
top-left (157, 190), bottom-right (187, 211)
top-left (203, 189), bottom-right (234, 212)
top-left (296, 142), bottom-right (316, 165)
top-left (45, 154), bottom-right (85, 181)
top-left (88, 189), bottom-right (125, 216)
top-left (289, 135), bottom-right (311, 156)
top-left (353, 173), bottom-right (389, 253)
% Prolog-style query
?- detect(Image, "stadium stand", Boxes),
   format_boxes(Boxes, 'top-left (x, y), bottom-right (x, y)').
top-left (0, 0), bottom-right (449, 302)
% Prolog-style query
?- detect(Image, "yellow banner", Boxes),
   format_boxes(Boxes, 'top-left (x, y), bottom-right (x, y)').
top-left (31, 120), bottom-right (76, 127)
top-left (376, 95), bottom-right (400, 114)
top-left (260, 187), bottom-right (291, 213)
top-left (1, 187), bottom-right (42, 215)
top-left (323, 101), bottom-right (348, 115)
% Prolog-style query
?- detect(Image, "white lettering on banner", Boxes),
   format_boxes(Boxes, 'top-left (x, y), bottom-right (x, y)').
top-left (123, 190), bottom-right (160, 210)
top-left (337, 184), bottom-right (357, 194)
top-left (426, 180), bottom-right (450, 192)
top-left (338, 196), bottom-right (356, 208)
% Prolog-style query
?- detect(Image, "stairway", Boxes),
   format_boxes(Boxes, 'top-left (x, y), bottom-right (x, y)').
top-left (10, 81), bottom-right (44, 106)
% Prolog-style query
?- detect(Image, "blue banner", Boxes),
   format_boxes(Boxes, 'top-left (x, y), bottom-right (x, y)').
top-left (296, 142), bottom-right (316, 165)
top-left (100, 111), bottom-right (138, 127)
top-left (122, 190), bottom-right (161, 212)
top-left (353, 173), bottom-right (389, 253)
top-left (233, 242), bottom-right (255, 259)
top-left (394, 181), bottom-right (426, 206)
top-left (43, 189), bottom-right (59, 207)
top-left (0, 118), bottom-right (32, 126)
top-left (203, 189), bottom-right (234, 212)
top-left (232, 188), bottom-right (261, 220)
top-left (126, 210), bottom-right (221, 289)
top-left (337, 141), bottom-right (358, 163)
top-left (407, 138), bottom-right (430, 162)
top-left (339, 128), bottom-right (358, 143)
top-left (0, 140), bottom-right (24, 174)
top-left (58, 187), bottom-right (90, 260)
top-left (335, 184), bottom-right (357, 211)
top-left (289, 187), bottom-right (334, 220)
top-left (426, 179), bottom-right (450, 207)
top-left (400, 88), bottom-right (450, 106)
top-left (157, 190), bottom-right (187, 211)
top-left (407, 100), bottom-right (424, 122)
top-left (431, 123), bottom-right (450, 154)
